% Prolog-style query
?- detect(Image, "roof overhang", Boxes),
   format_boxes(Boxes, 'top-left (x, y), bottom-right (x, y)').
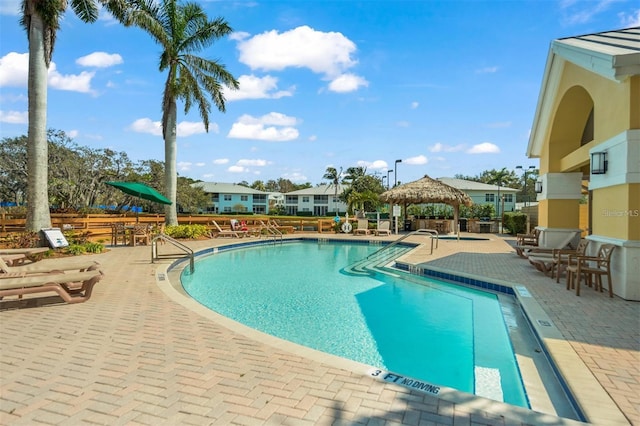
top-left (527, 27), bottom-right (640, 158)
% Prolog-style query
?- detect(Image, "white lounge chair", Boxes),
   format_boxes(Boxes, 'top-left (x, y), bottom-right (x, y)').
top-left (0, 269), bottom-right (104, 304)
top-left (375, 220), bottom-right (392, 236)
top-left (210, 220), bottom-right (241, 238)
top-left (354, 219), bottom-right (370, 235)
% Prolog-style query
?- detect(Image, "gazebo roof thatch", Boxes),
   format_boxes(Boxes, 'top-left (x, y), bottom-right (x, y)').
top-left (380, 175), bottom-right (473, 207)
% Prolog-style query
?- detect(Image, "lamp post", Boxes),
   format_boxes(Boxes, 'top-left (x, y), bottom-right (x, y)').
top-left (394, 159), bottom-right (402, 187)
top-left (386, 169), bottom-right (393, 190)
top-left (515, 165), bottom-right (536, 208)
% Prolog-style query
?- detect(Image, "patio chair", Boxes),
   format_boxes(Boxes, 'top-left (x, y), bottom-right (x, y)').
top-left (0, 269), bottom-right (104, 304)
top-left (516, 228), bottom-right (540, 247)
top-left (210, 220), bottom-right (241, 238)
top-left (131, 224), bottom-right (151, 246)
top-left (0, 256), bottom-right (100, 276)
top-left (550, 239), bottom-right (590, 282)
top-left (354, 218), bottom-right (371, 236)
top-left (375, 220), bottom-right (392, 236)
top-left (566, 244), bottom-right (616, 297)
top-left (110, 223), bottom-right (127, 246)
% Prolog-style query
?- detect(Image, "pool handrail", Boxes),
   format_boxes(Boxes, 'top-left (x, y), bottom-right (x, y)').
top-left (367, 228), bottom-right (439, 259)
top-left (259, 221), bottom-right (283, 243)
top-left (151, 233), bottom-right (195, 273)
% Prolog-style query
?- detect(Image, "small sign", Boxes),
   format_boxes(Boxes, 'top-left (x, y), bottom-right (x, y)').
top-left (41, 228), bottom-right (69, 248)
top-left (392, 205), bottom-right (401, 217)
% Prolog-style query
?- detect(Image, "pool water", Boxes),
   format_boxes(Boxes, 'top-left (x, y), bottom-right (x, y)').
top-left (181, 241), bottom-right (528, 407)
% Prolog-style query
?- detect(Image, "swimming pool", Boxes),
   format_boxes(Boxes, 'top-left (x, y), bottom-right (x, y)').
top-left (181, 240), bottom-right (529, 408)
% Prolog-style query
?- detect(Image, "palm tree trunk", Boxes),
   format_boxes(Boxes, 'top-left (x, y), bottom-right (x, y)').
top-left (164, 100), bottom-right (178, 225)
top-left (26, 11), bottom-right (52, 233)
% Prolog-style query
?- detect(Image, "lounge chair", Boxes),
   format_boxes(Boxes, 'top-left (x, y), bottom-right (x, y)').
top-left (375, 220), bottom-right (392, 236)
top-left (516, 231), bottom-right (579, 259)
top-left (0, 256), bottom-right (100, 276)
top-left (0, 247), bottom-right (50, 262)
top-left (210, 220), bottom-right (241, 238)
top-left (0, 269), bottom-right (103, 304)
top-left (527, 239), bottom-right (589, 276)
top-left (353, 219), bottom-right (371, 236)
top-left (516, 228), bottom-right (540, 247)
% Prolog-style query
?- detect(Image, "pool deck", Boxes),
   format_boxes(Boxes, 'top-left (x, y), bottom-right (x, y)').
top-left (1, 233), bottom-right (638, 425)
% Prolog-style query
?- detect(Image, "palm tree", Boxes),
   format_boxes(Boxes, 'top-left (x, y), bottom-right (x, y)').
top-left (323, 166), bottom-right (342, 216)
top-left (20, 0), bottom-right (126, 232)
top-left (124, 0), bottom-right (239, 225)
top-left (485, 167), bottom-right (511, 219)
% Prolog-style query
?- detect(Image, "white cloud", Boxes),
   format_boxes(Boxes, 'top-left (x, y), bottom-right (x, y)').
top-left (561, 0), bottom-right (614, 25)
top-left (619, 9), bottom-right (640, 27)
top-left (283, 171), bottom-right (308, 182)
top-left (76, 52), bottom-right (123, 68)
top-left (396, 121), bottom-right (410, 128)
top-left (178, 161), bottom-right (192, 171)
top-left (0, 110), bottom-right (27, 124)
top-left (404, 155), bottom-right (428, 165)
top-left (236, 25), bottom-right (366, 92)
top-left (355, 160), bottom-right (388, 171)
top-left (328, 73), bottom-right (368, 93)
top-left (67, 130), bottom-right (79, 138)
top-left (228, 112), bottom-right (299, 141)
top-left (128, 118), bottom-right (209, 137)
top-left (0, 52), bottom-right (96, 93)
top-left (48, 63), bottom-right (95, 93)
top-left (0, 52), bottom-right (27, 86)
top-left (429, 142), bottom-right (465, 153)
top-left (213, 158), bottom-right (229, 165)
top-left (237, 159), bottom-right (270, 167)
top-left (224, 74), bottom-right (294, 101)
top-left (466, 142), bottom-right (500, 154)
top-left (229, 165), bottom-right (249, 173)
top-left (410, 101), bottom-right (419, 109)
top-left (237, 26), bottom-right (357, 77)
top-left (128, 118), bottom-right (162, 136)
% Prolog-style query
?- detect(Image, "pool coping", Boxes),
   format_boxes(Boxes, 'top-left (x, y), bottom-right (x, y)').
top-left (155, 237), bottom-right (619, 426)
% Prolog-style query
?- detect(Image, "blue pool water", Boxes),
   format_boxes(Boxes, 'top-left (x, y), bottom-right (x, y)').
top-left (181, 241), bottom-right (528, 407)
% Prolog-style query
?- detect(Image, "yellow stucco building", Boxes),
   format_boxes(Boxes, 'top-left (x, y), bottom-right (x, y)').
top-left (527, 27), bottom-right (640, 300)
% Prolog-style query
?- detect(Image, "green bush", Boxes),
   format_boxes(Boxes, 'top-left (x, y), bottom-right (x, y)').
top-left (165, 224), bottom-right (209, 239)
top-left (503, 212), bottom-right (527, 235)
top-left (64, 244), bottom-right (86, 255)
top-left (84, 242), bottom-right (105, 253)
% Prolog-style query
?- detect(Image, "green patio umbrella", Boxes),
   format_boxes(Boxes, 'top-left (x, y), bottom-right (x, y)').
top-left (105, 181), bottom-right (171, 221)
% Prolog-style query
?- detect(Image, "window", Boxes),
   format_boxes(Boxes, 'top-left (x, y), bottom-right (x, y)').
top-left (224, 194), bottom-right (232, 201)
top-left (314, 195), bottom-right (328, 204)
top-left (302, 196), bottom-right (310, 203)
top-left (504, 194), bottom-right (513, 203)
top-left (240, 195), bottom-right (248, 201)
top-left (254, 195), bottom-right (266, 203)
top-left (223, 206), bottom-right (231, 212)
top-left (286, 195), bottom-right (298, 204)
top-left (485, 194), bottom-right (494, 202)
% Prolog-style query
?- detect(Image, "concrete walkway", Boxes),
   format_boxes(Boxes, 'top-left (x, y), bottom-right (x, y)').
top-left (1, 233), bottom-right (638, 425)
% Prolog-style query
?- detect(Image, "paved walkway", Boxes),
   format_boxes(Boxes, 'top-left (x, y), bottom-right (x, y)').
top-left (1, 233), bottom-right (638, 425)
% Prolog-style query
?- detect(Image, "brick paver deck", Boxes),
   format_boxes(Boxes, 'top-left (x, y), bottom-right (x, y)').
top-left (1, 233), bottom-right (638, 425)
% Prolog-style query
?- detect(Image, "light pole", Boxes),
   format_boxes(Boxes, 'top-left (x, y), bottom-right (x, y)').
top-left (386, 169), bottom-right (393, 190)
top-left (394, 159), bottom-right (402, 187)
top-left (515, 165), bottom-right (536, 208)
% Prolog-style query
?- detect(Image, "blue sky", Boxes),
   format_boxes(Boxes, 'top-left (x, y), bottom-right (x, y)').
top-left (1, 1), bottom-right (638, 186)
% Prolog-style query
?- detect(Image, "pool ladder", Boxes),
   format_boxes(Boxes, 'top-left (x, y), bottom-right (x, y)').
top-left (259, 221), bottom-right (283, 244)
top-left (151, 233), bottom-right (195, 273)
top-left (367, 229), bottom-right (439, 259)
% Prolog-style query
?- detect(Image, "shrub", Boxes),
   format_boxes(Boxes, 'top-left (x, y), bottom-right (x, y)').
top-left (165, 224), bottom-right (209, 239)
top-left (84, 242), bottom-right (105, 253)
top-left (64, 244), bottom-right (86, 255)
top-left (503, 212), bottom-right (527, 235)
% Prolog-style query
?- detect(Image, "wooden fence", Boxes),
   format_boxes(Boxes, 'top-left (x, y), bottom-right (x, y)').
top-left (0, 213), bottom-right (345, 242)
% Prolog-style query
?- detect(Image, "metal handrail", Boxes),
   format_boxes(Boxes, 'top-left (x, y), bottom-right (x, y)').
top-left (259, 221), bottom-right (283, 243)
top-left (151, 233), bottom-right (194, 273)
top-left (367, 228), bottom-right (439, 259)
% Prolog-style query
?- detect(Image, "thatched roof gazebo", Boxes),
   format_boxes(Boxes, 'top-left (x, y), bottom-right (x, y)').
top-left (379, 175), bottom-right (473, 234)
